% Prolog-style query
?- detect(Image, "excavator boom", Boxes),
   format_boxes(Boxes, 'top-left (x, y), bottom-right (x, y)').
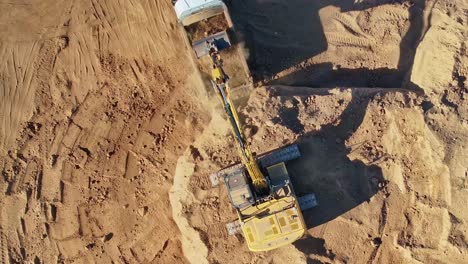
top-left (211, 74), bottom-right (268, 192)
top-left (208, 46), bottom-right (309, 251)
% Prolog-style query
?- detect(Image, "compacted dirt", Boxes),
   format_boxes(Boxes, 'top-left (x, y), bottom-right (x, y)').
top-left (1, 0), bottom-right (467, 264)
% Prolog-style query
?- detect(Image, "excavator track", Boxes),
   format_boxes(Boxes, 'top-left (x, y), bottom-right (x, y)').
top-left (0, 228), bottom-right (8, 264)
top-left (209, 144), bottom-right (301, 187)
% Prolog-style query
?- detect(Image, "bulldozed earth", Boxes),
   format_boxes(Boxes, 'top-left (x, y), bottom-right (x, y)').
top-left (0, 0), bottom-right (467, 263)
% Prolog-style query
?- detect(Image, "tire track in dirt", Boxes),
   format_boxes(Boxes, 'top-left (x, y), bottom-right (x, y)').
top-left (325, 32), bottom-right (376, 48)
top-left (88, 0), bottom-right (178, 60)
top-left (0, 42), bottom-right (40, 154)
top-left (327, 11), bottom-right (376, 48)
top-left (0, 228), bottom-right (7, 264)
top-left (58, 30), bottom-right (100, 104)
top-left (1, 0), bottom-right (206, 262)
top-left (0, 1), bottom-right (180, 60)
top-left (367, 199), bottom-right (388, 264)
top-left (333, 13), bottom-right (370, 38)
top-left (369, 6), bottom-right (410, 23)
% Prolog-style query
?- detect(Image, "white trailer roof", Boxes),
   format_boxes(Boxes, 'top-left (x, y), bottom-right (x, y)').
top-left (174, 0), bottom-right (224, 22)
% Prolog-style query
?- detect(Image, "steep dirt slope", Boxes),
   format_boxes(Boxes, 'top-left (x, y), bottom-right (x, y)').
top-left (1, 1), bottom-right (211, 263)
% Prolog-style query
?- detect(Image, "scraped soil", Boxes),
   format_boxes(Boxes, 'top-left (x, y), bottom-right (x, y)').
top-left (1, 0), bottom-right (467, 264)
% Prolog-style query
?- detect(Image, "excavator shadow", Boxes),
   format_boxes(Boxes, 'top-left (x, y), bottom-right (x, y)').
top-left (288, 89), bottom-right (385, 225)
top-left (278, 89), bottom-right (388, 261)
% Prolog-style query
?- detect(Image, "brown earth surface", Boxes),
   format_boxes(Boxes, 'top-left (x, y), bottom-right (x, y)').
top-left (186, 13), bottom-right (229, 42)
top-left (1, 0), bottom-right (467, 264)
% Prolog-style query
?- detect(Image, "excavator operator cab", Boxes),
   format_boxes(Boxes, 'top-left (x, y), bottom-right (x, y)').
top-left (223, 147), bottom-right (309, 252)
top-left (224, 170), bottom-right (254, 209)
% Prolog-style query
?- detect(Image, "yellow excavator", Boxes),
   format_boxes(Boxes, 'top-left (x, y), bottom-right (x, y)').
top-left (173, 0), bottom-right (317, 251)
top-left (208, 44), bottom-right (317, 251)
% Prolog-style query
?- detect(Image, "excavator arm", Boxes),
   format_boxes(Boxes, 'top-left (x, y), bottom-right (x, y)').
top-left (210, 63), bottom-right (268, 192)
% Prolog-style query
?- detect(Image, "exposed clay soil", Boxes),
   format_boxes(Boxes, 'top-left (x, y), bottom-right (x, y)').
top-left (1, 0), bottom-right (467, 264)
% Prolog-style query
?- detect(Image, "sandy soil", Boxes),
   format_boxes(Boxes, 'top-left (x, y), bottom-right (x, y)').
top-left (1, 0), bottom-right (467, 264)
top-left (0, 1), bottom-right (211, 263)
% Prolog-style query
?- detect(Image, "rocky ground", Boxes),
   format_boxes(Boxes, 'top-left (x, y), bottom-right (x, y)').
top-left (0, 0), bottom-right (467, 264)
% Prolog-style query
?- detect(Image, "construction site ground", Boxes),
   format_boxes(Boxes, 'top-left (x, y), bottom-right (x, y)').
top-left (0, 0), bottom-right (467, 263)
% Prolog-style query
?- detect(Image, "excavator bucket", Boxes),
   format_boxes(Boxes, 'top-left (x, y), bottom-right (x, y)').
top-left (192, 31), bottom-right (231, 58)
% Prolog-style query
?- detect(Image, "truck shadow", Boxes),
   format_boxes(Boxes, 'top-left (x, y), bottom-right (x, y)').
top-left (226, 0), bottom-right (427, 89)
top-left (270, 63), bottom-right (414, 89)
